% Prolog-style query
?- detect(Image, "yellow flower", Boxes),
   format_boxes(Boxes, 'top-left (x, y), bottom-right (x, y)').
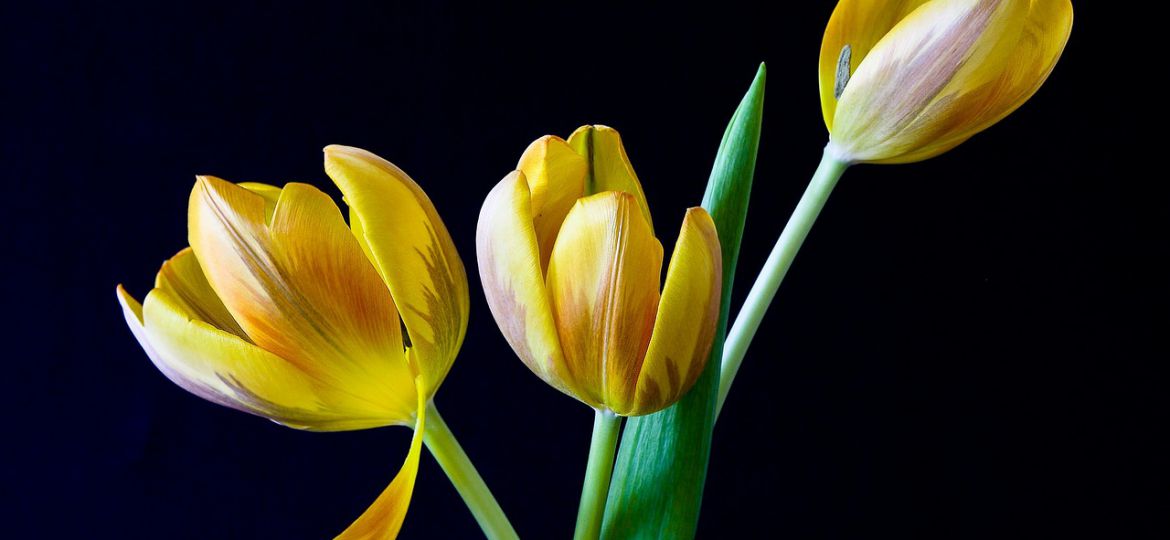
top-left (819, 0), bottom-right (1074, 164)
top-left (477, 125), bottom-right (722, 416)
top-left (116, 145), bottom-right (468, 540)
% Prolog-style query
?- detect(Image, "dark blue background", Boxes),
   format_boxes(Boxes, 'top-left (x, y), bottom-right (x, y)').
top-left (3, 2), bottom-right (1160, 538)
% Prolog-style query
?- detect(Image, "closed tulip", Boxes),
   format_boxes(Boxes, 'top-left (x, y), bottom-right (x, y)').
top-left (820, 0), bottom-right (1074, 164)
top-left (116, 146), bottom-right (516, 540)
top-left (477, 125), bottom-right (722, 417)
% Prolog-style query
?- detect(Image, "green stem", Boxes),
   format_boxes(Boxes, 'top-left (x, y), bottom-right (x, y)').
top-left (716, 149), bottom-right (850, 417)
top-left (573, 409), bottom-right (622, 540)
top-left (422, 401), bottom-right (519, 540)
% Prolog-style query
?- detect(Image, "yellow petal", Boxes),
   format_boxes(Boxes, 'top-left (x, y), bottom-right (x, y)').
top-left (819, 0), bottom-right (929, 132)
top-left (630, 208), bottom-right (722, 416)
top-left (476, 171), bottom-right (573, 396)
top-left (117, 283), bottom-right (245, 413)
top-left (566, 125), bottom-right (654, 234)
top-left (335, 378), bottom-right (426, 540)
top-left (323, 145), bottom-right (469, 396)
top-left (154, 246), bottom-right (248, 338)
top-left (831, 0), bottom-right (1073, 164)
top-left (516, 135), bottom-right (587, 272)
top-left (188, 177), bottom-right (417, 421)
top-left (546, 191), bottom-right (664, 412)
top-left (120, 251), bottom-right (412, 429)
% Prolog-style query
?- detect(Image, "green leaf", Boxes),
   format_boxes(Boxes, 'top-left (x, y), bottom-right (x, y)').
top-left (601, 63), bottom-right (766, 539)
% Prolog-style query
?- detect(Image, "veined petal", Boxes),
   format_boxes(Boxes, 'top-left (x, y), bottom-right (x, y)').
top-left (323, 145), bottom-right (469, 396)
top-left (567, 126), bottom-right (654, 234)
top-left (476, 171), bottom-right (573, 396)
top-left (819, 0), bottom-right (930, 131)
top-left (517, 135), bottom-right (586, 272)
top-left (188, 177), bottom-right (417, 420)
top-left (831, 0), bottom-right (1073, 164)
top-left (546, 191), bottom-right (663, 412)
top-left (630, 208), bottom-right (722, 416)
top-left (335, 378), bottom-right (426, 540)
top-left (121, 267), bottom-right (413, 430)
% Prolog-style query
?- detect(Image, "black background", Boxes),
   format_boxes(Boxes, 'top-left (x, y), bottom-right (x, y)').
top-left (3, 2), bottom-right (1162, 538)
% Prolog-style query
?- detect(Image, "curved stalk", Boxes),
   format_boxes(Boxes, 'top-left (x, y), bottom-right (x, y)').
top-left (717, 150), bottom-right (850, 416)
top-left (423, 401), bottom-right (519, 540)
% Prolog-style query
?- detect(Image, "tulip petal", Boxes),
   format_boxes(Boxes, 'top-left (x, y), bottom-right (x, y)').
top-left (567, 125), bottom-right (654, 234)
top-left (335, 378), bottom-right (426, 540)
top-left (153, 246), bottom-right (248, 339)
top-left (631, 208), bottom-right (722, 416)
top-left (121, 275), bottom-right (411, 430)
top-left (118, 284), bottom-right (246, 413)
top-left (188, 177), bottom-right (417, 421)
top-left (819, 0), bottom-right (929, 131)
top-left (323, 146), bottom-right (469, 396)
top-left (476, 171), bottom-right (573, 396)
top-left (546, 191), bottom-right (663, 412)
top-left (517, 135), bottom-right (587, 272)
top-left (831, 0), bottom-right (1073, 163)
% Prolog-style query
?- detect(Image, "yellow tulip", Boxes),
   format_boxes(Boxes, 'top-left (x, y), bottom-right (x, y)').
top-left (116, 145), bottom-right (469, 539)
top-left (477, 125), bottom-right (723, 417)
top-left (819, 0), bottom-right (1073, 164)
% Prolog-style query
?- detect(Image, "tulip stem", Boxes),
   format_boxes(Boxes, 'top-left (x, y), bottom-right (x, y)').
top-left (423, 401), bottom-right (519, 540)
top-left (574, 409), bottom-right (622, 540)
top-left (716, 149), bottom-right (850, 417)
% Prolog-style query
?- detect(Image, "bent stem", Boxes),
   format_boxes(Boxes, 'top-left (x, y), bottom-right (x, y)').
top-left (574, 409), bottom-right (622, 540)
top-left (422, 401), bottom-right (519, 540)
top-left (716, 149), bottom-right (850, 416)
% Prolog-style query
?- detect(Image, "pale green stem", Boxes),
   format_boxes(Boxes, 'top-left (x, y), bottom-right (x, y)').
top-left (423, 401), bottom-right (519, 540)
top-left (573, 409), bottom-right (622, 540)
top-left (716, 149), bottom-right (850, 417)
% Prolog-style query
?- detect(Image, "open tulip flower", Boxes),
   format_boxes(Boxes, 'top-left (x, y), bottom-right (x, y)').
top-left (478, 125), bottom-right (722, 418)
top-left (117, 146), bottom-right (516, 539)
top-left (819, 0), bottom-right (1074, 164)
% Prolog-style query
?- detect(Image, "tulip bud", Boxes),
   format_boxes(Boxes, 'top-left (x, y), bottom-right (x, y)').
top-left (478, 126), bottom-right (723, 416)
top-left (820, 0), bottom-right (1073, 164)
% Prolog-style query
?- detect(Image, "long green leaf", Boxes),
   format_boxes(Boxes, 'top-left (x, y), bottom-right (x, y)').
top-left (602, 63), bottom-right (766, 539)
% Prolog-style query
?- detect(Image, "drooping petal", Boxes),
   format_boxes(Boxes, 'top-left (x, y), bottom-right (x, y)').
top-left (819, 0), bottom-right (930, 131)
top-left (830, 0), bottom-right (1073, 164)
top-left (335, 378), bottom-right (426, 540)
top-left (188, 177), bottom-right (417, 420)
top-left (516, 135), bottom-right (587, 272)
top-left (567, 125), bottom-right (654, 234)
top-left (323, 145), bottom-right (469, 396)
top-left (476, 171), bottom-right (573, 396)
top-left (629, 208), bottom-right (722, 416)
top-left (546, 191), bottom-right (664, 412)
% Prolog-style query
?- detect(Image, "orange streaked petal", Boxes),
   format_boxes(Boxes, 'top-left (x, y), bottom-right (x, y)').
top-left (335, 378), bottom-right (426, 540)
top-left (567, 125), bottom-right (654, 234)
top-left (323, 145), bottom-right (469, 397)
top-left (517, 135), bottom-right (587, 272)
top-left (631, 208), bottom-right (722, 416)
top-left (122, 281), bottom-right (414, 430)
top-left (188, 177), bottom-right (416, 416)
top-left (476, 171), bottom-right (573, 396)
top-left (546, 191), bottom-right (663, 412)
